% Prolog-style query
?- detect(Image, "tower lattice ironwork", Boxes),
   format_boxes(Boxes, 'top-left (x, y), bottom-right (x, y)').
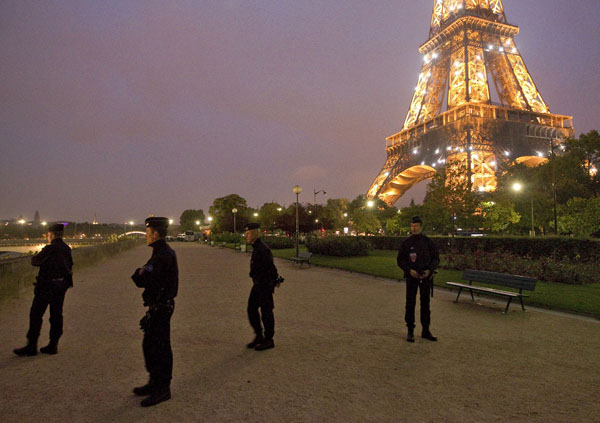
top-left (367, 0), bottom-right (573, 205)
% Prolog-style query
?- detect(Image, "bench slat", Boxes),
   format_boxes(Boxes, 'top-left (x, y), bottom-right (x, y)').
top-left (446, 282), bottom-right (521, 297)
top-left (463, 269), bottom-right (536, 291)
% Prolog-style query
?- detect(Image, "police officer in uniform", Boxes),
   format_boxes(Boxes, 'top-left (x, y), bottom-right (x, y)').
top-left (397, 216), bottom-right (439, 343)
top-left (131, 217), bottom-right (178, 407)
top-left (245, 222), bottom-right (281, 351)
top-left (14, 223), bottom-right (73, 356)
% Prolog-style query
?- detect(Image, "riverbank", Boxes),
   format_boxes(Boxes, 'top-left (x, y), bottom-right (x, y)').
top-left (0, 239), bottom-right (144, 301)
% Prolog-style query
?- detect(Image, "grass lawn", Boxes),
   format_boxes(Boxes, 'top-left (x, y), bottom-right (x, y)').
top-left (271, 248), bottom-right (600, 318)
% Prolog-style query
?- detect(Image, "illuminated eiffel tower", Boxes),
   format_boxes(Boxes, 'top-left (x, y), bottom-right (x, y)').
top-left (367, 0), bottom-right (573, 205)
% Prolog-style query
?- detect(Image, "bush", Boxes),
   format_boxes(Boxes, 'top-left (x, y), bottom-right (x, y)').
top-left (306, 236), bottom-right (372, 257)
top-left (358, 235), bottom-right (600, 263)
top-left (212, 233), bottom-right (244, 243)
top-left (442, 250), bottom-right (597, 285)
top-left (262, 236), bottom-right (294, 249)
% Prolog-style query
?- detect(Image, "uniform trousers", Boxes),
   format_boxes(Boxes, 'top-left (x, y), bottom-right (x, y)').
top-left (405, 276), bottom-right (432, 330)
top-left (247, 284), bottom-right (274, 340)
top-left (27, 283), bottom-right (68, 344)
top-left (143, 305), bottom-right (174, 389)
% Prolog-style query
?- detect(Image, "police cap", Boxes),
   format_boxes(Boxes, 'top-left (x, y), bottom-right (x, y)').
top-left (411, 216), bottom-right (423, 224)
top-left (48, 223), bottom-right (64, 232)
top-left (245, 222), bottom-right (260, 231)
top-left (145, 217), bottom-right (169, 229)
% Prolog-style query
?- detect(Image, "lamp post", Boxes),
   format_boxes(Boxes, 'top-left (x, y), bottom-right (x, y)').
top-left (512, 183), bottom-right (535, 237)
top-left (293, 185), bottom-right (302, 258)
top-left (550, 139), bottom-right (559, 234)
top-left (232, 208), bottom-right (238, 233)
top-left (313, 189), bottom-right (326, 206)
top-left (313, 189), bottom-right (326, 231)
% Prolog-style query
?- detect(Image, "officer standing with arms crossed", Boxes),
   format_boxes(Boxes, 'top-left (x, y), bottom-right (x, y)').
top-left (397, 216), bottom-right (439, 343)
top-left (14, 223), bottom-right (73, 356)
top-left (245, 222), bottom-right (281, 351)
top-left (131, 217), bottom-right (178, 407)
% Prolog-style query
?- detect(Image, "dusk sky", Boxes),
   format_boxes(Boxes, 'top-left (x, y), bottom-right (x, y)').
top-left (1, 0), bottom-right (599, 223)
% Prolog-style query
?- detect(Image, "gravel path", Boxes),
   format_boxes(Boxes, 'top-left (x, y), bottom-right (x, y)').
top-left (1, 243), bottom-right (598, 423)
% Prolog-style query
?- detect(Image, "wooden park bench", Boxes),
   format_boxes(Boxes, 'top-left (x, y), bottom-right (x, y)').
top-left (446, 269), bottom-right (537, 314)
top-left (291, 252), bottom-right (312, 267)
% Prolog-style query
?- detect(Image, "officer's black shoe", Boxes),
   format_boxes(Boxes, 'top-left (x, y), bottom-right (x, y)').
top-left (133, 383), bottom-right (154, 396)
top-left (40, 344), bottom-right (58, 355)
top-left (140, 388), bottom-right (171, 407)
top-left (13, 344), bottom-right (37, 356)
top-left (406, 331), bottom-right (415, 343)
top-left (254, 339), bottom-right (275, 351)
top-left (421, 330), bottom-right (438, 342)
top-left (246, 336), bottom-right (264, 349)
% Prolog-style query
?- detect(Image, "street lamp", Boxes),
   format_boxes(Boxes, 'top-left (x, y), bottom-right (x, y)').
top-left (293, 185), bottom-right (302, 258)
top-left (366, 200), bottom-right (375, 208)
top-left (512, 182), bottom-right (535, 237)
top-left (169, 219), bottom-right (174, 225)
top-left (232, 208), bottom-right (238, 233)
top-left (313, 189), bottom-right (326, 205)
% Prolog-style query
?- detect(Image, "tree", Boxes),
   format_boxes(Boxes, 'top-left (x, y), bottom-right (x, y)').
top-left (179, 209), bottom-right (205, 232)
top-left (209, 194), bottom-right (248, 233)
top-left (480, 199), bottom-right (520, 233)
top-left (422, 162), bottom-right (480, 234)
top-left (558, 196), bottom-right (600, 237)
top-left (352, 212), bottom-right (381, 235)
top-left (320, 198), bottom-right (350, 231)
top-left (258, 202), bottom-right (285, 232)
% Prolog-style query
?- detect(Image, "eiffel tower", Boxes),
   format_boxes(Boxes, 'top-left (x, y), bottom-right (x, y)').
top-left (367, 0), bottom-right (573, 205)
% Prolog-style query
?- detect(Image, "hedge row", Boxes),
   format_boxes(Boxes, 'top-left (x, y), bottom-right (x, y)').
top-left (263, 236), bottom-right (294, 249)
top-left (306, 237), bottom-right (371, 257)
top-left (356, 236), bottom-right (600, 262)
top-left (444, 250), bottom-right (597, 285)
top-left (212, 233), bottom-right (244, 244)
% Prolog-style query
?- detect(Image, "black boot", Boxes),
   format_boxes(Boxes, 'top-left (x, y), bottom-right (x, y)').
top-left (140, 386), bottom-right (171, 407)
top-left (40, 341), bottom-right (58, 355)
top-left (255, 338), bottom-right (275, 351)
top-left (246, 335), bottom-right (264, 349)
top-left (14, 342), bottom-right (37, 356)
top-left (422, 328), bottom-right (438, 342)
top-left (133, 380), bottom-right (155, 396)
top-left (406, 328), bottom-right (415, 343)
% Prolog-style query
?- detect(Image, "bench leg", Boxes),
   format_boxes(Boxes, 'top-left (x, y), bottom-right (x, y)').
top-left (469, 289), bottom-right (475, 302)
top-left (519, 295), bottom-right (526, 311)
top-left (503, 297), bottom-right (513, 315)
top-left (454, 287), bottom-right (462, 303)
top-left (307, 261), bottom-right (311, 268)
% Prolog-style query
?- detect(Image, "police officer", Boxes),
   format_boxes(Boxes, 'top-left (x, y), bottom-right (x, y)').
top-left (14, 223), bottom-right (73, 356)
top-left (131, 217), bottom-right (178, 407)
top-left (397, 216), bottom-right (439, 343)
top-left (245, 222), bottom-right (280, 351)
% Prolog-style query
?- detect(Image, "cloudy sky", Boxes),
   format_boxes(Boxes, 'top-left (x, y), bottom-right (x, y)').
top-left (1, 0), bottom-right (598, 223)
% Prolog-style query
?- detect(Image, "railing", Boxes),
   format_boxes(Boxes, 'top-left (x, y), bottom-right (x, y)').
top-left (386, 103), bottom-right (573, 148)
